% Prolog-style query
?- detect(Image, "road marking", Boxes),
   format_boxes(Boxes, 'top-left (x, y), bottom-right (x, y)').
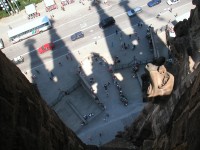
top-left (15, 3), bottom-right (191, 59)
top-left (80, 23), bottom-right (87, 28)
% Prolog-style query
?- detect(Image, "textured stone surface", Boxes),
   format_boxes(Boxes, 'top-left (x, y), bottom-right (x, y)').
top-left (107, 2), bottom-right (200, 150)
top-left (0, 52), bottom-right (86, 150)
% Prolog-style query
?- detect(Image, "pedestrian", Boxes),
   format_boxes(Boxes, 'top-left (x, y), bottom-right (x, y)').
top-left (64, 91), bottom-right (69, 95)
top-left (32, 74), bottom-right (36, 79)
top-left (132, 44), bottom-right (136, 50)
top-left (24, 71), bottom-right (27, 75)
top-left (168, 19), bottom-right (171, 23)
top-left (50, 72), bottom-right (54, 77)
top-left (104, 84), bottom-right (107, 90)
top-left (61, 5), bottom-right (65, 11)
top-left (106, 113), bottom-right (109, 117)
top-left (121, 43), bottom-right (124, 49)
top-left (49, 77), bottom-right (53, 80)
top-left (155, 29), bottom-right (158, 34)
top-left (129, 34), bottom-right (131, 39)
top-left (123, 42), bottom-right (126, 47)
top-left (90, 77), bottom-right (94, 83)
top-left (78, 51), bottom-right (80, 55)
top-left (140, 22), bottom-right (143, 27)
top-left (134, 32), bottom-right (137, 37)
top-left (88, 6), bottom-right (91, 10)
top-left (8, 25), bottom-right (12, 29)
top-left (169, 7), bottom-right (172, 13)
top-left (174, 13), bottom-right (178, 17)
top-left (124, 45), bottom-right (128, 50)
top-left (107, 82), bottom-right (110, 86)
top-left (156, 12), bottom-right (161, 18)
top-left (137, 36), bottom-right (140, 41)
top-left (99, 133), bottom-right (102, 137)
top-left (116, 30), bottom-right (118, 34)
top-left (95, 41), bottom-right (97, 45)
top-left (106, 90), bottom-right (109, 97)
top-left (66, 55), bottom-right (69, 60)
top-left (51, 14), bottom-right (54, 18)
top-left (70, 55), bottom-right (73, 61)
top-left (35, 70), bottom-right (40, 74)
top-left (59, 62), bottom-right (62, 66)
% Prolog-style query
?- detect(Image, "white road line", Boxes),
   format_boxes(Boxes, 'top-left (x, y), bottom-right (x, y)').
top-left (20, 1), bottom-right (193, 68)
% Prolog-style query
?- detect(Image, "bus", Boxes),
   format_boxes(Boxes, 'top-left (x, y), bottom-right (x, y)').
top-left (7, 16), bottom-right (51, 43)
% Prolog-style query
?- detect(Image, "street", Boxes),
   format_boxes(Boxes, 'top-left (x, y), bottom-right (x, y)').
top-left (0, 0), bottom-right (195, 146)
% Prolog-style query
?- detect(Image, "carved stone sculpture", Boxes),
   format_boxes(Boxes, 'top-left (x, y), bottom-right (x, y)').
top-left (145, 63), bottom-right (174, 98)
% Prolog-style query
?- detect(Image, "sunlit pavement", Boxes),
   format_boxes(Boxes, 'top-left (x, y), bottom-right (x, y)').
top-left (23, 24), bottom-right (166, 145)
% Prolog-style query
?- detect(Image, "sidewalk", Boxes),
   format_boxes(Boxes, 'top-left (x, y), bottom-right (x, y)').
top-left (0, 0), bottom-right (117, 45)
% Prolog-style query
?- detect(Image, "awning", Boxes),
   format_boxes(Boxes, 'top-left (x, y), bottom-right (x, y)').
top-left (44, 0), bottom-right (55, 7)
top-left (25, 4), bottom-right (36, 15)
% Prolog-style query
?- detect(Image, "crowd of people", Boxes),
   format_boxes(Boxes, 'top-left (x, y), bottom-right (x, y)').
top-left (113, 75), bottom-right (128, 106)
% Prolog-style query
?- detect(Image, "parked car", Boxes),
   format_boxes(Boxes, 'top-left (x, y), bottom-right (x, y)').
top-left (71, 31), bottom-right (84, 41)
top-left (11, 56), bottom-right (24, 65)
top-left (147, 0), bottom-right (161, 7)
top-left (0, 38), bottom-right (4, 49)
top-left (127, 7), bottom-right (143, 17)
top-left (167, 0), bottom-right (180, 5)
top-left (38, 42), bottom-right (55, 54)
top-left (99, 17), bottom-right (115, 29)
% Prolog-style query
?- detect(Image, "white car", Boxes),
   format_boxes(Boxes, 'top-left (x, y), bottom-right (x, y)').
top-left (167, 0), bottom-right (180, 5)
top-left (127, 7), bottom-right (142, 17)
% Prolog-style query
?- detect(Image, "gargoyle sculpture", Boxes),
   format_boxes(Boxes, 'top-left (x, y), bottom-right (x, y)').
top-left (145, 63), bottom-right (174, 98)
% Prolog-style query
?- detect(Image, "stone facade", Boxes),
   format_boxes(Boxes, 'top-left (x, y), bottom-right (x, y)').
top-left (0, 52), bottom-right (86, 150)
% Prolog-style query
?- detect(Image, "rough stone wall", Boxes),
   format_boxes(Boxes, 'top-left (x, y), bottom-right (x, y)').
top-left (0, 51), bottom-right (86, 150)
top-left (107, 2), bottom-right (200, 150)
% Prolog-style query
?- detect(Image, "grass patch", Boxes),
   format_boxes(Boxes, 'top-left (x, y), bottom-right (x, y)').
top-left (0, 0), bottom-right (42, 19)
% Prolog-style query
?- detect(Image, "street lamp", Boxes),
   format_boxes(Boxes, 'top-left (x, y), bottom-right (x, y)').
top-left (11, 0), bottom-right (20, 13)
top-left (6, 0), bottom-right (15, 14)
top-left (0, 0), bottom-right (11, 15)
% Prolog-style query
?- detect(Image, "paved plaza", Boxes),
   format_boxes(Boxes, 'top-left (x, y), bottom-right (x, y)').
top-left (21, 23), bottom-right (168, 145)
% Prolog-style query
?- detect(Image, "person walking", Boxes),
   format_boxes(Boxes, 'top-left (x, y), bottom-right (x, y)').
top-left (104, 84), bottom-right (108, 90)
top-left (116, 30), bottom-right (118, 34)
top-left (50, 72), bottom-right (54, 77)
top-left (8, 25), bottom-right (12, 29)
top-left (35, 70), bottom-right (40, 74)
top-left (169, 7), bottom-right (172, 13)
top-left (132, 44), bottom-right (136, 50)
top-left (156, 12), bottom-right (161, 18)
top-left (129, 34), bottom-right (132, 39)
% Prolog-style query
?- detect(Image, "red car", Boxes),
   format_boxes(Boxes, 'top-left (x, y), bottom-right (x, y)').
top-left (38, 43), bottom-right (55, 54)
